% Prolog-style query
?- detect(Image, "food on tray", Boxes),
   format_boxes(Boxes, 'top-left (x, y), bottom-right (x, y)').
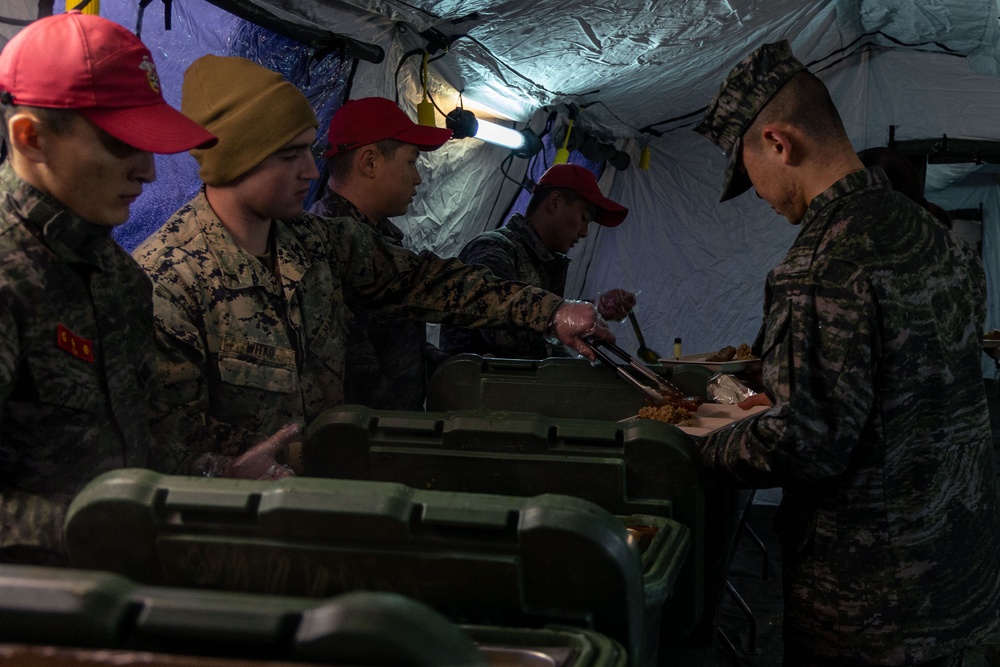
top-left (638, 392), bottom-right (701, 424)
top-left (985, 330), bottom-right (1000, 340)
top-left (705, 342), bottom-right (755, 362)
top-left (667, 394), bottom-right (702, 412)
top-left (638, 402), bottom-right (693, 425)
top-left (706, 345), bottom-right (736, 362)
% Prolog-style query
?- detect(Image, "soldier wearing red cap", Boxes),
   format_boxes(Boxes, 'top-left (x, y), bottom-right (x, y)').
top-left (441, 163), bottom-right (633, 359)
top-left (309, 97), bottom-right (454, 410)
top-left (0, 12), bottom-right (218, 564)
top-left (0, 14), bottom-right (303, 566)
top-left (134, 58), bottom-right (614, 465)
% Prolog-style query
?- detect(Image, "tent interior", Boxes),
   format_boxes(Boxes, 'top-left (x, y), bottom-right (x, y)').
top-left (3, 0), bottom-right (1000, 375)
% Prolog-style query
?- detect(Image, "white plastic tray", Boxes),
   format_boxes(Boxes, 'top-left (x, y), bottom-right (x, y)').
top-left (620, 401), bottom-right (768, 437)
top-left (658, 352), bottom-right (761, 373)
top-left (676, 402), bottom-right (769, 438)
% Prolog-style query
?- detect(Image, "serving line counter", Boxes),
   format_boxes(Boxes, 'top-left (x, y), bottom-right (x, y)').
top-left (47, 354), bottom-right (756, 667)
top-left (426, 354), bottom-right (762, 650)
top-left (0, 562), bottom-right (626, 667)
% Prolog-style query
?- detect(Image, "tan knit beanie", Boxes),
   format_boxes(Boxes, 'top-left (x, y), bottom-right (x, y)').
top-left (182, 55), bottom-right (318, 185)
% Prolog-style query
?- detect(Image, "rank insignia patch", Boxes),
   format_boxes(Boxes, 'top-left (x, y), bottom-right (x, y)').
top-left (57, 323), bottom-right (95, 362)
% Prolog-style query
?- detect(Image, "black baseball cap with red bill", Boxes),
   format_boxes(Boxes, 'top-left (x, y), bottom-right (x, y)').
top-left (534, 164), bottom-right (629, 228)
top-left (324, 96), bottom-right (452, 158)
top-left (0, 11), bottom-right (216, 154)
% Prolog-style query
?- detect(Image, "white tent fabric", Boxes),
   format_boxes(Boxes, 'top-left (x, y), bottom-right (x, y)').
top-left (4, 0), bottom-right (999, 376)
top-left (566, 45), bottom-right (1000, 375)
top-left (224, 0), bottom-right (1000, 134)
top-left (167, 0), bottom-right (1000, 376)
top-left (404, 43), bottom-right (1000, 379)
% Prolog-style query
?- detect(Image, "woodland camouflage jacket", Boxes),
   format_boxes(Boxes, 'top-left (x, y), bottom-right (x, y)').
top-left (310, 191), bottom-right (446, 410)
top-left (134, 191), bottom-right (563, 456)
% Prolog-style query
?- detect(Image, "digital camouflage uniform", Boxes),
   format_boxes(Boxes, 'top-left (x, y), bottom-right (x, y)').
top-left (134, 190), bottom-right (563, 457)
top-left (699, 168), bottom-right (1000, 663)
top-left (309, 191), bottom-right (447, 410)
top-left (440, 213), bottom-right (570, 359)
top-left (0, 163), bottom-right (187, 562)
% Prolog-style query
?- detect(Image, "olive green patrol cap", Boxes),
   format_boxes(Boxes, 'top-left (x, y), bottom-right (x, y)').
top-left (694, 40), bottom-right (805, 202)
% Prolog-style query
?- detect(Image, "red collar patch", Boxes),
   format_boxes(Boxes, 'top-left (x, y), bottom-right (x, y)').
top-left (56, 323), bottom-right (94, 363)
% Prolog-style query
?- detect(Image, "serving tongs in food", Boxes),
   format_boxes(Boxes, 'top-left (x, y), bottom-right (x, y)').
top-left (585, 338), bottom-right (684, 407)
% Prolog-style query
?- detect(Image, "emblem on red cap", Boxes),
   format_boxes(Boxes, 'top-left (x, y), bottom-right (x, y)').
top-left (138, 56), bottom-right (161, 94)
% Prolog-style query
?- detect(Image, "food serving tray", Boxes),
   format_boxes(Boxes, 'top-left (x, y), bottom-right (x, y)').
top-left (984, 338), bottom-right (1000, 350)
top-left (676, 402), bottom-right (769, 438)
top-left (658, 352), bottom-right (761, 373)
top-left (620, 402), bottom-right (768, 438)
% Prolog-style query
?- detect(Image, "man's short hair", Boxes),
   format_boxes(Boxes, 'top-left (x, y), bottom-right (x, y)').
top-left (744, 70), bottom-right (846, 149)
top-left (525, 186), bottom-right (582, 217)
top-left (0, 101), bottom-right (76, 149)
top-left (327, 137), bottom-right (404, 183)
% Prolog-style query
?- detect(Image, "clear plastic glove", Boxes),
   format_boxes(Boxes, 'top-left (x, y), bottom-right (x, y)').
top-left (596, 288), bottom-right (637, 322)
top-left (547, 299), bottom-right (615, 361)
top-left (193, 422), bottom-right (301, 480)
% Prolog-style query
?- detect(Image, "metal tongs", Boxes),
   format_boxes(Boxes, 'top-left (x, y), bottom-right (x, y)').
top-left (585, 337), bottom-right (684, 407)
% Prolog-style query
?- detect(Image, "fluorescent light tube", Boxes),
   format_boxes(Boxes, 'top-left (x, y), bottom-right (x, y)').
top-left (474, 118), bottom-right (525, 150)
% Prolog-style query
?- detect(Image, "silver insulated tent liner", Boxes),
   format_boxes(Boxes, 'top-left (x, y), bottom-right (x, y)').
top-left (4, 0), bottom-right (1000, 372)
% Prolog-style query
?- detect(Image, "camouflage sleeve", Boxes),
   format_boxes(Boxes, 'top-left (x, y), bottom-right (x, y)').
top-left (698, 257), bottom-right (877, 487)
top-left (455, 234), bottom-right (545, 354)
top-left (146, 280), bottom-right (267, 459)
top-left (334, 220), bottom-right (563, 331)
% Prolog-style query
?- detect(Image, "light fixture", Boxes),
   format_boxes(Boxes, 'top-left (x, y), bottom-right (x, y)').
top-left (445, 105), bottom-right (541, 157)
top-left (512, 128), bottom-right (543, 159)
top-left (446, 107), bottom-right (478, 138)
top-left (474, 118), bottom-right (526, 150)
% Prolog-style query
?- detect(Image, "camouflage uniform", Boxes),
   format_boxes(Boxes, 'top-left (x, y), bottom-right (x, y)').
top-left (133, 190), bottom-right (563, 457)
top-left (0, 163), bottom-right (185, 562)
top-left (440, 213), bottom-right (570, 359)
top-left (309, 191), bottom-right (447, 410)
top-left (698, 168), bottom-right (1000, 663)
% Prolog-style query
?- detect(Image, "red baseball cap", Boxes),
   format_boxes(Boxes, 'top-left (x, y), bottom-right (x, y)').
top-left (535, 164), bottom-right (629, 227)
top-left (324, 96), bottom-right (452, 158)
top-left (0, 11), bottom-right (216, 154)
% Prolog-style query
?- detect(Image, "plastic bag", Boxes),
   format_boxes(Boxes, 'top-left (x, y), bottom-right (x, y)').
top-left (707, 373), bottom-right (757, 404)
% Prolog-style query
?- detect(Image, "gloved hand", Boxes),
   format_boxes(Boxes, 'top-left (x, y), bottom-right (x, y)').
top-left (194, 422), bottom-right (301, 480)
top-left (596, 288), bottom-right (637, 322)
top-left (547, 299), bottom-right (615, 361)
